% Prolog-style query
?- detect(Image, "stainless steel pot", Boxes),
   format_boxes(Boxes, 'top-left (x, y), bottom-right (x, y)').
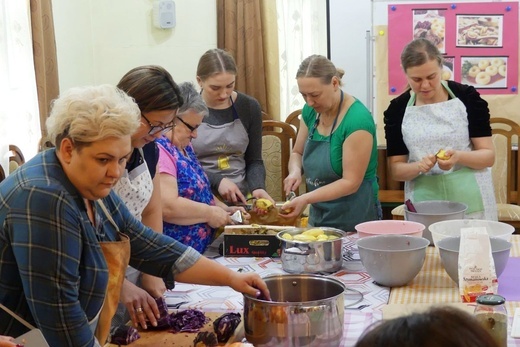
top-left (276, 227), bottom-right (346, 273)
top-left (243, 274), bottom-right (346, 347)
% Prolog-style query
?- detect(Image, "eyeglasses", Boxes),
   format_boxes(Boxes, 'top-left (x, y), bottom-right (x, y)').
top-left (176, 116), bottom-right (200, 133)
top-left (141, 113), bottom-right (174, 135)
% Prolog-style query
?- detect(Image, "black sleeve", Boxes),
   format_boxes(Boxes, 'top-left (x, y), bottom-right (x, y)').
top-left (448, 81), bottom-right (492, 137)
top-left (142, 142), bottom-right (159, 178)
top-left (384, 92), bottom-right (411, 157)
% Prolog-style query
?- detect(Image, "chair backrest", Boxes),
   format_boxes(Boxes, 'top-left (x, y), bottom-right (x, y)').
top-left (490, 117), bottom-right (520, 204)
top-left (262, 120), bottom-right (297, 201)
top-left (9, 145), bottom-right (25, 174)
top-left (285, 109), bottom-right (302, 133)
top-left (0, 164), bottom-right (5, 183)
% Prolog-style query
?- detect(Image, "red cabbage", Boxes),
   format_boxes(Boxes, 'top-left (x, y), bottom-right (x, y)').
top-left (146, 296), bottom-right (171, 330)
top-left (109, 325), bottom-right (141, 345)
top-left (213, 312), bottom-right (241, 342)
top-left (193, 331), bottom-right (218, 347)
top-left (169, 309), bottom-right (209, 333)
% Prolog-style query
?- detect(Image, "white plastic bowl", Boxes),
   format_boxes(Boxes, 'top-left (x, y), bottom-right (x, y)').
top-left (355, 220), bottom-right (425, 238)
top-left (429, 219), bottom-right (514, 247)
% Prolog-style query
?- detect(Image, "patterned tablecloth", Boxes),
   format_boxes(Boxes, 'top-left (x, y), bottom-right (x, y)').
top-left (165, 234), bottom-right (520, 347)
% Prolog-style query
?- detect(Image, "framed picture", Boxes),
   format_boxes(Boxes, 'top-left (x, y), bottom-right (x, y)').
top-left (457, 15), bottom-right (503, 47)
top-left (460, 56), bottom-right (507, 88)
top-left (442, 56), bottom-right (455, 81)
top-left (413, 9), bottom-right (446, 53)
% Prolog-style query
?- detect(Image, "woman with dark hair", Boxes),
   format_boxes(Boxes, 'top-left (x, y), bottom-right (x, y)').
top-left (384, 38), bottom-right (496, 220)
top-left (111, 65), bottom-right (182, 330)
top-left (355, 307), bottom-right (499, 347)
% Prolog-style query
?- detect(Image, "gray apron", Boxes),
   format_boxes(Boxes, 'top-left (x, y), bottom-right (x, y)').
top-left (192, 98), bottom-right (249, 195)
top-left (403, 81), bottom-right (496, 220)
top-left (111, 148), bottom-right (153, 326)
top-left (303, 91), bottom-right (377, 232)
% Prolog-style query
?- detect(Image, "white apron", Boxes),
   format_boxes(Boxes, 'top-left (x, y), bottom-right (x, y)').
top-left (111, 148), bottom-right (153, 326)
top-left (402, 81), bottom-right (496, 220)
top-left (191, 99), bottom-right (250, 196)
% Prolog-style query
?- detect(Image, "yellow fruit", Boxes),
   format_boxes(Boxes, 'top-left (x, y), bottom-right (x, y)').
top-left (316, 235), bottom-right (328, 241)
top-left (255, 198), bottom-right (274, 211)
top-left (302, 228), bottom-right (325, 237)
top-left (436, 149), bottom-right (450, 160)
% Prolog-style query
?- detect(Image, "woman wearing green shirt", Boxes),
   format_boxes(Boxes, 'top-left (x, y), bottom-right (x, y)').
top-left (283, 55), bottom-right (379, 232)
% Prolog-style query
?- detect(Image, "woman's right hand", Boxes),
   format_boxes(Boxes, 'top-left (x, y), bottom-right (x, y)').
top-left (218, 178), bottom-right (247, 205)
top-left (120, 279), bottom-right (160, 329)
top-left (283, 173), bottom-right (302, 195)
top-left (208, 205), bottom-right (231, 228)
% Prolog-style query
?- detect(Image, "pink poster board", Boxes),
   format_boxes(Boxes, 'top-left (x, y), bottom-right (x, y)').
top-left (388, 2), bottom-right (518, 95)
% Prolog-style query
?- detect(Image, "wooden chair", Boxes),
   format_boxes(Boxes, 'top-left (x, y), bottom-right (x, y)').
top-left (262, 120), bottom-right (297, 201)
top-left (0, 164), bottom-right (5, 183)
top-left (285, 109), bottom-right (302, 133)
top-left (9, 145), bottom-right (25, 173)
top-left (490, 117), bottom-right (520, 229)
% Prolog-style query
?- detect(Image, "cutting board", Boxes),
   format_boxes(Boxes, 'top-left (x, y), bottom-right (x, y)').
top-left (382, 303), bottom-right (476, 320)
top-left (105, 312), bottom-right (244, 347)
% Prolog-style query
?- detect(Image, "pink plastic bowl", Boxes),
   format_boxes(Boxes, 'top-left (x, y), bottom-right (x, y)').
top-left (355, 220), bottom-right (425, 238)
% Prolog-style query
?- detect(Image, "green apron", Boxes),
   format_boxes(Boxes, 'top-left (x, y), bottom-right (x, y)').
top-left (303, 91), bottom-right (377, 232)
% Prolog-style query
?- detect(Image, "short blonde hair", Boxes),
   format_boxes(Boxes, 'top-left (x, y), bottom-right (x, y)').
top-left (46, 84), bottom-right (141, 149)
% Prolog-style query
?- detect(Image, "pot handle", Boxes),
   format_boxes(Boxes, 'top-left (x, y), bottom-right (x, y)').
top-left (291, 305), bottom-right (327, 314)
top-left (284, 246), bottom-right (313, 256)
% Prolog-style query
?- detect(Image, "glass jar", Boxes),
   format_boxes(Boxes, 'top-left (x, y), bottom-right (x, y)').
top-left (474, 294), bottom-right (508, 347)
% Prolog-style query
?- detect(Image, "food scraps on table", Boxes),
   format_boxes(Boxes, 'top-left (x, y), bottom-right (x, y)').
top-left (213, 312), bottom-right (242, 343)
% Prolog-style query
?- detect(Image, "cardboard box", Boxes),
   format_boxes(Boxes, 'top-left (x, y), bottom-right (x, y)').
top-left (223, 225), bottom-right (290, 257)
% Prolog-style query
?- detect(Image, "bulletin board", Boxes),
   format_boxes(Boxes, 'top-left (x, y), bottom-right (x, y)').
top-left (387, 2), bottom-right (518, 95)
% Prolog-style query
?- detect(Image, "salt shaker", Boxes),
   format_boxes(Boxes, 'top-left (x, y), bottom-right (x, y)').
top-left (474, 294), bottom-right (508, 347)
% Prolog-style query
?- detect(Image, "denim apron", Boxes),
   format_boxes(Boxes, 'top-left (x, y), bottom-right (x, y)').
top-left (403, 81), bottom-right (496, 220)
top-left (303, 91), bottom-right (377, 232)
top-left (192, 97), bottom-right (249, 195)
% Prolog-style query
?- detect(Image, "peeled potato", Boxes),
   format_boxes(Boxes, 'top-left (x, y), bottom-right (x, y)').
top-left (436, 149), bottom-right (450, 160)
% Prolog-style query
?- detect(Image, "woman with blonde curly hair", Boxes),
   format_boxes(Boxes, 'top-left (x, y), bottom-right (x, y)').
top-left (0, 84), bottom-right (270, 347)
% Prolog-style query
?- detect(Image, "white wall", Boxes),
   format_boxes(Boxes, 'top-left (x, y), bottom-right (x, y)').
top-left (52, 0), bottom-right (217, 91)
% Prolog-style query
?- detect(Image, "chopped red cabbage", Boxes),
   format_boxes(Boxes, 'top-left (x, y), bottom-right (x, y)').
top-left (169, 309), bottom-right (209, 333)
top-left (146, 296), bottom-right (171, 330)
top-left (213, 312), bottom-right (241, 342)
top-left (109, 325), bottom-right (141, 345)
top-left (193, 331), bottom-right (218, 347)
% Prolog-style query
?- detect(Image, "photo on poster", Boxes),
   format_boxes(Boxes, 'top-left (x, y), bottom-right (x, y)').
top-left (442, 57), bottom-right (455, 81)
top-left (457, 15), bottom-right (503, 47)
top-left (412, 9), bottom-right (446, 53)
top-left (461, 56), bottom-right (507, 88)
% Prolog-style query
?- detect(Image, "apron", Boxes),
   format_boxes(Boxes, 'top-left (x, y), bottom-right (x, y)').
top-left (403, 81), bottom-right (496, 219)
top-left (303, 91), bottom-right (377, 232)
top-left (191, 97), bottom-right (250, 195)
top-left (111, 148), bottom-right (154, 327)
top-left (93, 200), bottom-right (131, 345)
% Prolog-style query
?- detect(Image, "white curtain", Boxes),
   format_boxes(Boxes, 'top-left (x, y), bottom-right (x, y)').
top-left (0, 1), bottom-right (40, 174)
top-left (276, 0), bottom-right (328, 121)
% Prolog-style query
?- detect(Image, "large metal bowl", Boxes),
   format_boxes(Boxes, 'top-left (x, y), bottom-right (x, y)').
top-left (276, 227), bottom-right (346, 274)
top-left (243, 274), bottom-right (345, 347)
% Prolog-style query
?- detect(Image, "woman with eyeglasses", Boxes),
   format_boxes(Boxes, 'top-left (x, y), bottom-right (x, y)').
top-left (109, 65), bottom-right (180, 332)
top-left (156, 82), bottom-right (249, 253)
top-left (191, 49), bottom-right (274, 206)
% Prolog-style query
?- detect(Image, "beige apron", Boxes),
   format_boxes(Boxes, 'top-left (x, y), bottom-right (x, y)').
top-left (94, 200), bottom-right (131, 345)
